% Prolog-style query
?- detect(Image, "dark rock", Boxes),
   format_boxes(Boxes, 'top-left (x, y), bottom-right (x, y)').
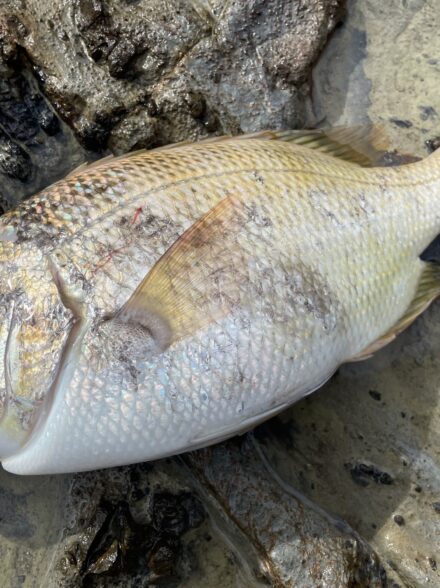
top-left (0, 128), bottom-right (31, 182)
top-left (345, 463), bottom-right (394, 487)
top-left (0, 0), bottom-right (345, 162)
top-left (62, 467), bottom-right (206, 586)
top-left (0, 13), bottom-right (91, 209)
top-left (0, 486), bottom-right (35, 539)
top-left (187, 437), bottom-right (387, 587)
top-left (425, 136), bottom-right (440, 153)
top-left (369, 390), bottom-right (382, 401)
top-left (420, 234), bottom-right (440, 264)
top-left (147, 537), bottom-right (179, 579)
top-left (419, 105), bottom-right (438, 121)
top-left (152, 491), bottom-right (204, 537)
top-left (389, 118), bottom-right (413, 128)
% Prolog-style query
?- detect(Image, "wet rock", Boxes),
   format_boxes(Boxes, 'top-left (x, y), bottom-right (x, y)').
top-left (0, 0), bottom-right (344, 160)
top-left (36, 463), bottom-right (210, 587)
top-left (368, 389), bottom-right (382, 401)
top-left (0, 485), bottom-right (35, 539)
top-left (0, 13), bottom-right (90, 210)
top-left (392, 515), bottom-right (405, 527)
top-left (420, 234), bottom-right (440, 264)
top-left (345, 463), bottom-right (394, 487)
top-left (418, 105), bottom-right (437, 122)
top-left (425, 136), bottom-right (440, 153)
top-left (79, 491), bottom-right (204, 585)
top-left (389, 118), bottom-right (413, 129)
top-left (0, 128), bottom-right (31, 183)
top-left (186, 437), bottom-right (387, 588)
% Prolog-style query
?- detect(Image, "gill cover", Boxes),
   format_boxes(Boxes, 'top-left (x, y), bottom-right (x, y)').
top-left (0, 248), bottom-right (74, 460)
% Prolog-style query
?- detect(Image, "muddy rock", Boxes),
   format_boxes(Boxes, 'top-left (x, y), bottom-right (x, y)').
top-left (186, 437), bottom-right (387, 588)
top-left (0, 0), bottom-right (344, 208)
top-left (0, 14), bottom-right (90, 209)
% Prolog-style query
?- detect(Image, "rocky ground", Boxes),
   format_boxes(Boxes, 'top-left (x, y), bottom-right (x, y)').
top-left (0, 0), bottom-right (343, 207)
top-left (0, 1), bottom-right (439, 587)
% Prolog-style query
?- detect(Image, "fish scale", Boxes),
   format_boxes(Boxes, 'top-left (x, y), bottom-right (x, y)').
top-left (0, 131), bottom-right (439, 473)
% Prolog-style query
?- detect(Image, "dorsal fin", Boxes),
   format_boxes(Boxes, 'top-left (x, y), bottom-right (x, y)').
top-left (65, 154), bottom-right (117, 179)
top-left (277, 125), bottom-right (389, 166)
top-left (155, 126), bottom-right (389, 167)
top-left (64, 125), bottom-right (390, 182)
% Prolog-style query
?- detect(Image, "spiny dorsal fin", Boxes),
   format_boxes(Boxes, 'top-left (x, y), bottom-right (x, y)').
top-left (64, 125), bottom-right (389, 181)
top-left (114, 194), bottom-right (248, 349)
top-left (65, 154), bottom-right (117, 179)
top-left (154, 126), bottom-right (389, 167)
top-left (349, 262), bottom-right (440, 362)
top-left (268, 125), bottom-right (389, 167)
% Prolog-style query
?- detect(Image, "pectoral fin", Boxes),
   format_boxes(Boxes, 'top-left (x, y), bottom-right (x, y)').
top-left (349, 263), bottom-right (440, 362)
top-left (115, 195), bottom-right (248, 349)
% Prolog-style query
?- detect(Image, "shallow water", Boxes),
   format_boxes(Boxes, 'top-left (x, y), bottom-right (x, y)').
top-left (0, 1), bottom-right (439, 587)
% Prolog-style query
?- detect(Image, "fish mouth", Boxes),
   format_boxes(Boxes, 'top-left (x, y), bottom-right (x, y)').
top-left (0, 254), bottom-right (91, 466)
top-left (0, 303), bottom-right (49, 460)
top-left (0, 312), bottom-right (90, 467)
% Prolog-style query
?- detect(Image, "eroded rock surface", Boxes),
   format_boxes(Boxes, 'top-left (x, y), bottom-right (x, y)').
top-left (186, 438), bottom-right (386, 588)
top-left (0, 0), bottom-right (344, 208)
top-left (0, 16), bottom-right (88, 210)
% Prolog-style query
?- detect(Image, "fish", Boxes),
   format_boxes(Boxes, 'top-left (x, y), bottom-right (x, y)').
top-left (0, 127), bottom-right (439, 475)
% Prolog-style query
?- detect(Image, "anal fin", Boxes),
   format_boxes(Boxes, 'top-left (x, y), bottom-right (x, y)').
top-left (349, 263), bottom-right (440, 362)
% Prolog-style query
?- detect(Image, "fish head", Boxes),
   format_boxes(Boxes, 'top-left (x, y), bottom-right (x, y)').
top-left (0, 191), bottom-right (252, 474)
top-left (0, 228), bottom-right (172, 474)
top-left (0, 241), bottom-right (73, 461)
top-left (1, 304), bottom-right (178, 474)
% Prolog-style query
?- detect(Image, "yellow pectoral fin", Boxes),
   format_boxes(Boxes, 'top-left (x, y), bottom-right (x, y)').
top-left (115, 195), bottom-right (249, 349)
top-left (349, 263), bottom-right (440, 362)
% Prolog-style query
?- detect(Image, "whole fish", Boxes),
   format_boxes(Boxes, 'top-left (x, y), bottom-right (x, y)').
top-left (0, 128), bottom-right (439, 475)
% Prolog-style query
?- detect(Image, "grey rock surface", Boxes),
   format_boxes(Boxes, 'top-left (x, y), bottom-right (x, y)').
top-left (0, 16), bottom-right (89, 210)
top-left (0, 0), bottom-right (343, 209)
top-left (186, 438), bottom-right (386, 587)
